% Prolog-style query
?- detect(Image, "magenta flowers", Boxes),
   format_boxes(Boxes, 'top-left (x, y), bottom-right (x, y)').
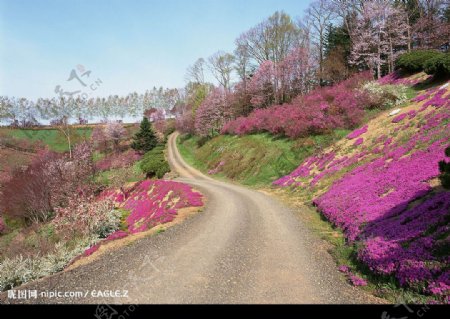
top-left (84, 180), bottom-right (204, 257)
top-left (274, 81), bottom-right (450, 298)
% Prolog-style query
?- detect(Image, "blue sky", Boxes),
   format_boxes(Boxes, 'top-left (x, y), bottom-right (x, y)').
top-left (0, 0), bottom-right (312, 99)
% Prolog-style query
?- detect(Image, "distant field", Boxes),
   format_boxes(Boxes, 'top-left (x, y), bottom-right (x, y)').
top-left (0, 127), bottom-right (92, 152)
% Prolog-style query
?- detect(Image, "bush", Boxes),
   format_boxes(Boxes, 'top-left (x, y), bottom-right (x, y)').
top-left (0, 237), bottom-right (99, 291)
top-left (439, 146), bottom-right (450, 189)
top-left (53, 198), bottom-right (120, 238)
top-left (139, 146), bottom-right (170, 179)
top-left (424, 53), bottom-right (450, 77)
top-left (222, 72), bottom-right (372, 139)
top-left (396, 50), bottom-right (442, 73)
top-left (362, 82), bottom-right (410, 109)
top-left (1, 143), bottom-right (95, 224)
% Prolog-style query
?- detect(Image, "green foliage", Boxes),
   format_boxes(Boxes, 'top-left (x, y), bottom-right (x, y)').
top-left (439, 146), bottom-right (450, 189)
top-left (396, 50), bottom-right (443, 73)
top-left (131, 117), bottom-right (158, 153)
top-left (424, 53), bottom-right (450, 77)
top-left (3, 127), bottom-right (92, 152)
top-left (139, 145), bottom-right (170, 179)
top-left (178, 131), bottom-right (348, 186)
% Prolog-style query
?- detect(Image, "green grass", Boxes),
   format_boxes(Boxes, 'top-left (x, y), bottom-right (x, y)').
top-left (4, 127), bottom-right (92, 152)
top-left (177, 131), bottom-right (349, 187)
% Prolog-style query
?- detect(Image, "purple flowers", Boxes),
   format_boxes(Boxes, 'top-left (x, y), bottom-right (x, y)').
top-left (84, 180), bottom-right (204, 257)
top-left (349, 275), bottom-right (368, 287)
top-left (353, 138), bottom-right (364, 146)
top-left (392, 113), bottom-right (407, 123)
top-left (273, 82), bottom-right (450, 298)
top-left (103, 180), bottom-right (203, 234)
top-left (347, 125), bottom-right (368, 140)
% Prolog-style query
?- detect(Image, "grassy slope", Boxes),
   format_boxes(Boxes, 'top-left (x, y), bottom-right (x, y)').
top-left (2, 127), bottom-right (92, 152)
top-left (177, 131), bottom-right (349, 187)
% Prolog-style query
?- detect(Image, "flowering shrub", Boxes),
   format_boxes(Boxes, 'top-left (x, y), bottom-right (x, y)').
top-left (95, 150), bottom-right (142, 172)
top-left (53, 197), bottom-right (120, 238)
top-left (274, 82), bottom-right (450, 297)
top-left (0, 237), bottom-right (99, 291)
top-left (362, 82), bottom-right (410, 108)
top-left (222, 72), bottom-right (372, 138)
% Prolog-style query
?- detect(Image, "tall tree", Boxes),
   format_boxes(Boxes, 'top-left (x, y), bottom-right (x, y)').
top-left (208, 51), bottom-right (235, 90)
top-left (185, 58), bottom-right (206, 84)
top-left (236, 11), bottom-right (301, 65)
top-left (350, 0), bottom-right (408, 78)
top-left (304, 0), bottom-right (338, 85)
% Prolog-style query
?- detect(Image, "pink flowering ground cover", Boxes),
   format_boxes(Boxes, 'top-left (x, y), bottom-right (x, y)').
top-left (274, 82), bottom-right (450, 299)
top-left (83, 180), bottom-right (203, 255)
top-left (378, 71), bottom-right (432, 86)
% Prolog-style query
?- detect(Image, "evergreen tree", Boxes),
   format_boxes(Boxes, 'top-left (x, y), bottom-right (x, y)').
top-left (131, 117), bottom-right (158, 153)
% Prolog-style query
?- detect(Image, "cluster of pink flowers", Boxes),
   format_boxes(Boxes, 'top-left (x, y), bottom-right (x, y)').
top-left (392, 113), bottom-right (408, 123)
top-left (347, 125), bottom-right (368, 139)
top-left (222, 72), bottom-right (372, 138)
top-left (103, 180), bottom-right (203, 234)
top-left (208, 161), bottom-right (225, 175)
top-left (378, 71), bottom-right (432, 86)
top-left (338, 264), bottom-right (368, 286)
top-left (84, 244), bottom-right (100, 256)
top-left (95, 150), bottom-right (142, 171)
top-left (83, 180), bottom-right (203, 256)
top-left (274, 82), bottom-right (450, 297)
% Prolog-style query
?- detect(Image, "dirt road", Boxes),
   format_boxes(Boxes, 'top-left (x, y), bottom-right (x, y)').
top-left (1, 132), bottom-right (383, 304)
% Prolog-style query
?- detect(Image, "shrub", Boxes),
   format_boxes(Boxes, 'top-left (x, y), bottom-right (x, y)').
top-left (396, 50), bottom-right (442, 73)
top-left (0, 237), bottom-right (99, 291)
top-left (424, 53), bottom-right (450, 77)
top-left (439, 146), bottom-right (450, 189)
top-left (53, 197), bottom-right (121, 238)
top-left (139, 146), bottom-right (170, 179)
top-left (95, 150), bottom-right (141, 172)
top-left (362, 82), bottom-right (410, 109)
top-left (1, 143), bottom-right (95, 224)
top-left (222, 72), bottom-right (371, 138)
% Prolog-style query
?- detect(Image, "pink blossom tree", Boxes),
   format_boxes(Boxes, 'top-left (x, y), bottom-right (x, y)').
top-left (350, 1), bottom-right (409, 78)
top-left (104, 121), bottom-right (127, 151)
top-left (195, 88), bottom-right (233, 137)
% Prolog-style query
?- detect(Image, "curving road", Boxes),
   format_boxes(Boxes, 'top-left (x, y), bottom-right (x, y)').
top-left (1, 132), bottom-right (383, 304)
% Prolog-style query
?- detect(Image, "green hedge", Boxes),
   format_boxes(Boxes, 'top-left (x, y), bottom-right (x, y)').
top-left (424, 53), bottom-right (450, 76)
top-left (139, 145), bottom-right (170, 179)
top-left (396, 50), bottom-right (443, 73)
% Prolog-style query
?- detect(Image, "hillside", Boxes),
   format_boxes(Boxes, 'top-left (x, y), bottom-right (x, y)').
top-left (178, 74), bottom-right (450, 302)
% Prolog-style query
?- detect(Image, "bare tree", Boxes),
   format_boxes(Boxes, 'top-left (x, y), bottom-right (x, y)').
top-left (304, 0), bottom-right (338, 85)
top-left (208, 51), bottom-right (235, 90)
top-left (185, 58), bottom-right (206, 84)
top-left (236, 11), bottom-right (301, 65)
